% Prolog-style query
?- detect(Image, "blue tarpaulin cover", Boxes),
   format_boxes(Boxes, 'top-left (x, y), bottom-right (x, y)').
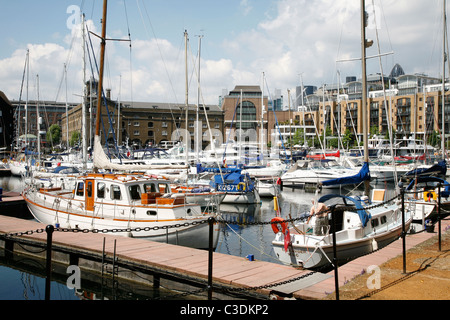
top-left (321, 161), bottom-right (370, 186)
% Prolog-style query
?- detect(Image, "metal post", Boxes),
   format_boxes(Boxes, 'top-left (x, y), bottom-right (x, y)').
top-left (438, 183), bottom-right (442, 251)
top-left (45, 225), bottom-right (54, 301)
top-left (331, 207), bottom-right (339, 300)
top-left (208, 217), bottom-right (215, 300)
top-left (400, 184), bottom-right (406, 274)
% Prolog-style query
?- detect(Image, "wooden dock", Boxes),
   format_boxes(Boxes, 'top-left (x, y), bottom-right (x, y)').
top-left (0, 215), bottom-right (448, 300)
top-left (0, 215), bottom-right (327, 299)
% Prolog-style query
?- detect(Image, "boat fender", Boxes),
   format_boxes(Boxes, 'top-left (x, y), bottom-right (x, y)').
top-left (271, 217), bottom-right (287, 234)
top-left (237, 182), bottom-right (246, 191)
top-left (273, 196), bottom-right (279, 211)
top-left (276, 177), bottom-right (283, 191)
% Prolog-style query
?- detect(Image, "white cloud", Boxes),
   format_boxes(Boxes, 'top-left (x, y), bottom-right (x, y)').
top-left (0, 0), bottom-right (446, 109)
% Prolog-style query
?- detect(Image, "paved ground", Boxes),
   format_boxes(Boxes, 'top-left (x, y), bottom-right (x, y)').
top-left (323, 228), bottom-right (450, 300)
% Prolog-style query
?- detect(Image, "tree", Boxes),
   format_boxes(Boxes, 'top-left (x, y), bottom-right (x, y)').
top-left (342, 129), bottom-right (355, 149)
top-left (47, 124), bottom-right (61, 146)
top-left (70, 131), bottom-right (81, 147)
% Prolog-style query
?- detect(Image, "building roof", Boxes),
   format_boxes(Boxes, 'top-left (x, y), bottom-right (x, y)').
top-left (229, 85), bottom-right (262, 94)
top-left (119, 101), bottom-right (222, 113)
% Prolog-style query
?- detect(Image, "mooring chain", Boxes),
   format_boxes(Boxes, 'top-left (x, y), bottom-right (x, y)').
top-left (224, 271), bottom-right (317, 292)
top-left (2, 193), bottom-right (404, 237)
top-left (1, 219), bottom-right (209, 238)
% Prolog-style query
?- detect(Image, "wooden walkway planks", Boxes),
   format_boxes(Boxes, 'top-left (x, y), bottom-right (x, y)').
top-left (1, 214), bottom-right (448, 300)
top-left (0, 215), bottom-right (312, 298)
top-left (293, 218), bottom-right (450, 299)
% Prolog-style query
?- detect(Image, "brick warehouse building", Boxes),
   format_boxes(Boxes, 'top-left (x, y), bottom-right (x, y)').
top-left (0, 91), bottom-right (14, 153)
top-left (62, 83), bottom-right (224, 149)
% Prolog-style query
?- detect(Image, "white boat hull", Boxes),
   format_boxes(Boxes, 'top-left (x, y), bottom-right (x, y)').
top-left (272, 203), bottom-right (412, 269)
top-left (22, 175), bottom-right (221, 250)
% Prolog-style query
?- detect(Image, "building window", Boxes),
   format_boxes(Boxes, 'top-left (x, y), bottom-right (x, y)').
top-left (133, 130), bottom-right (140, 136)
top-left (162, 130), bottom-right (168, 136)
top-left (148, 131), bottom-right (154, 137)
top-left (148, 122), bottom-right (153, 128)
top-left (134, 121), bottom-right (140, 127)
top-left (162, 122), bottom-right (168, 128)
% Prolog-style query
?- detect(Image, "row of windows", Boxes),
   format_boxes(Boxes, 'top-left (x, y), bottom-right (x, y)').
top-left (75, 182), bottom-right (171, 201)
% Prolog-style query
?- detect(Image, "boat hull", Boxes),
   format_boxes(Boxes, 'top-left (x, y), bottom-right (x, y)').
top-left (23, 190), bottom-right (220, 250)
top-left (272, 219), bottom-right (411, 269)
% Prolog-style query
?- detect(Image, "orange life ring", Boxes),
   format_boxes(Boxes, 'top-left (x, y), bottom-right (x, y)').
top-left (271, 217), bottom-right (288, 234)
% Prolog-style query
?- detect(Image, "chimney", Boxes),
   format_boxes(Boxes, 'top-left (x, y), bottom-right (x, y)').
top-left (106, 88), bottom-right (111, 100)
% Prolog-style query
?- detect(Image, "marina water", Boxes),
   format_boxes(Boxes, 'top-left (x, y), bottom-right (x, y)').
top-left (0, 175), bottom-right (393, 300)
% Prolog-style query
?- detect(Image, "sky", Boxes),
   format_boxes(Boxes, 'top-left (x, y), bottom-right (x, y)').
top-left (0, 0), bottom-right (447, 107)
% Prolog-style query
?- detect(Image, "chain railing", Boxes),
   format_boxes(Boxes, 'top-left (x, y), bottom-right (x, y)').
top-left (1, 189), bottom-right (448, 300)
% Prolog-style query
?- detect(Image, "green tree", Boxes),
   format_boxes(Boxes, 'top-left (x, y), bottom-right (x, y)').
top-left (46, 124), bottom-right (61, 145)
top-left (70, 131), bottom-right (81, 147)
top-left (342, 129), bottom-right (355, 149)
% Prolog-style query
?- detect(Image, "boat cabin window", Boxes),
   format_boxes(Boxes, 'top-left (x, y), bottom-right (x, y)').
top-left (97, 182), bottom-right (105, 199)
top-left (371, 218), bottom-right (379, 228)
top-left (111, 184), bottom-right (122, 200)
top-left (128, 185), bottom-right (141, 200)
top-left (144, 183), bottom-right (157, 193)
top-left (158, 183), bottom-right (170, 193)
top-left (87, 181), bottom-right (93, 197)
top-left (76, 182), bottom-right (84, 196)
top-left (380, 215), bottom-right (387, 224)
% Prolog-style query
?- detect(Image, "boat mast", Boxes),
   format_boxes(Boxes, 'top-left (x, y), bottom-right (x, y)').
top-left (442, 0), bottom-right (447, 157)
top-left (184, 30), bottom-right (189, 165)
top-left (64, 63), bottom-right (69, 149)
top-left (82, 13), bottom-right (87, 169)
top-left (94, 0), bottom-right (108, 171)
top-left (361, 0), bottom-right (370, 196)
top-left (196, 34), bottom-right (203, 163)
top-left (36, 74), bottom-right (41, 165)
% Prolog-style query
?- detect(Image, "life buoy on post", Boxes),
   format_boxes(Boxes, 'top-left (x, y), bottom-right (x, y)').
top-left (271, 217), bottom-right (287, 234)
top-left (424, 191), bottom-right (437, 202)
top-left (237, 182), bottom-right (246, 191)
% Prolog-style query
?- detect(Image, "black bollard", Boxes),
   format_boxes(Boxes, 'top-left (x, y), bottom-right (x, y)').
top-left (399, 182), bottom-right (406, 274)
top-left (331, 207), bottom-right (339, 300)
top-left (208, 217), bottom-right (215, 300)
top-left (45, 225), bottom-right (54, 300)
top-left (438, 184), bottom-right (442, 251)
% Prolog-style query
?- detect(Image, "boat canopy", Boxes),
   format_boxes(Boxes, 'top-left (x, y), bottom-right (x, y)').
top-left (405, 175), bottom-right (450, 197)
top-left (321, 161), bottom-right (370, 187)
top-left (318, 193), bottom-right (371, 227)
top-left (403, 160), bottom-right (447, 178)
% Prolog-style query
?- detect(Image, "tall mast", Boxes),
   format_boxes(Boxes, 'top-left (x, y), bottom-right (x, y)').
top-left (25, 50), bottom-right (29, 154)
top-left (442, 0), bottom-right (446, 156)
top-left (64, 63), bottom-right (69, 148)
top-left (82, 13), bottom-right (87, 169)
top-left (95, 0), bottom-right (108, 138)
top-left (361, 0), bottom-right (370, 196)
top-left (184, 30), bottom-right (189, 165)
top-left (93, 0), bottom-right (108, 171)
top-left (36, 75), bottom-right (41, 164)
top-left (196, 34), bottom-right (203, 162)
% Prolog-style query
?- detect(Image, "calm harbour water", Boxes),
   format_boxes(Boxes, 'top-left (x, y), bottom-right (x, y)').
top-left (0, 175), bottom-right (377, 300)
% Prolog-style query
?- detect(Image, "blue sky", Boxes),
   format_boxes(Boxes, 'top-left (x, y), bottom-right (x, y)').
top-left (0, 0), bottom-right (447, 106)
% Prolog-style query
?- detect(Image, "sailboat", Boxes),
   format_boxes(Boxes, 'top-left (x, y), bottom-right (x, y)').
top-left (23, 0), bottom-right (220, 249)
top-left (272, 0), bottom-right (412, 269)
